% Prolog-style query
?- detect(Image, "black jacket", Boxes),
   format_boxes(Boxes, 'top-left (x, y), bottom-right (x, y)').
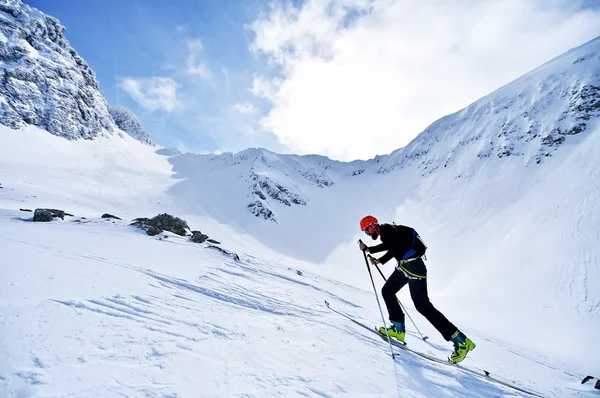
top-left (368, 223), bottom-right (425, 264)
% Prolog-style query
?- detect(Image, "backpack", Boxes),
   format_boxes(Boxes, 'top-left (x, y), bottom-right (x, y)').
top-left (393, 223), bottom-right (428, 259)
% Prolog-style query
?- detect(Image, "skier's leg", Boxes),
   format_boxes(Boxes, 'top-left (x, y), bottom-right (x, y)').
top-left (379, 270), bottom-right (408, 341)
top-left (408, 277), bottom-right (458, 340)
top-left (381, 269), bottom-right (408, 324)
top-left (408, 277), bottom-right (476, 363)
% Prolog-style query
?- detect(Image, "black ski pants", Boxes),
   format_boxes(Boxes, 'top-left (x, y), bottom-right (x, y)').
top-left (382, 260), bottom-right (458, 341)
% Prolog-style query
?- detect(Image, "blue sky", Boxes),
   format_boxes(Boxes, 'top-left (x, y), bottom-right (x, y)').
top-left (26, 0), bottom-right (283, 154)
top-left (25, 0), bottom-right (600, 161)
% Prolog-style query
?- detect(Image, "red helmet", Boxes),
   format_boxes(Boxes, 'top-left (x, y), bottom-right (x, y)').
top-left (360, 215), bottom-right (378, 231)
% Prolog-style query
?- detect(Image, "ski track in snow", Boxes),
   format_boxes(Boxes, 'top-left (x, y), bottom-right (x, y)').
top-left (2, 216), bottom-right (577, 397)
top-left (2, 90), bottom-right (600, 397)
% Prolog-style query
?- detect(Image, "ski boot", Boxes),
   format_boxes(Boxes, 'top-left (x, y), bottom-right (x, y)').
top-left (378, 321), bottom-right (405, 343)
top-left (449, 331), bottom-right (476, 363)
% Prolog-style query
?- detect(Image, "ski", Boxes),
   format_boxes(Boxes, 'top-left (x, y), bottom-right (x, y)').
top-left (324, 300), bottom-right (544, 397)
top-left (581, 375), bottom-right (600, 390)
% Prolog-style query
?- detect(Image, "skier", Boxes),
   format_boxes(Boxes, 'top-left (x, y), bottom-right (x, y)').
top-left (358, 215), bottom-right (476, 363)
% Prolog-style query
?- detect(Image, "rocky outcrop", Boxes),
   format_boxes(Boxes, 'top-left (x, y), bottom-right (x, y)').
top-left (191, 231), bottom-right (209, 243)
top-left (250, 172), bottom-right (306, 207)
top-left (0, 0), bottom-right (117, 139)
top-left (33, 209), bottom-right (53, 222)
top-left (131, 214), bottom-right (190, 236)
top-left (206, 244), bottom-right (240, 262)
top-left (247, 201), bottom-right (276, 222)
top-left (109, 106), bottom-right (153, 145)
top-left (131, 214), bottom-right (222, 245)
top-left (101, 213), bottom-right (121, 220)
top-left (33, 208), bottom-right (67, 221)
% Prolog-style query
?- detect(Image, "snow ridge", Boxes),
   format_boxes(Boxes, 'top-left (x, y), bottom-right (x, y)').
top-left (376, 37), bottom-right (600, 175)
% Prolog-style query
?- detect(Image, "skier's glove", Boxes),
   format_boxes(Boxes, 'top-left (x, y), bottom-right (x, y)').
top-left (358, 239), bottom-right (369, 252)
top-left (368, 255), bottom-right (380, 266)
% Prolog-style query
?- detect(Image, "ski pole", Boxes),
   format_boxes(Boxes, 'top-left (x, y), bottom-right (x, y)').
top-left (373, 263), bottom-right (429, 341)
top-left (362, 250), bottom-right (396, 358)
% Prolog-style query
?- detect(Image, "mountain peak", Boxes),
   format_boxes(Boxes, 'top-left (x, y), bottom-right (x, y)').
top-left (376, 36), bottom-right (600, 175)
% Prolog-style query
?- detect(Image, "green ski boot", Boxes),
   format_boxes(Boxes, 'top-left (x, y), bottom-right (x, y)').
top-left (449, 331), bottom-right (476, 363)
top-left (378, 321), bottom-right (405, 343)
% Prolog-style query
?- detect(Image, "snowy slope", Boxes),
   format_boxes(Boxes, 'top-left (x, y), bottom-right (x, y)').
top-left (1, 123), bottom-right (599, 398)
top-left (1, 30), bottom-right (600, 398)
top-left (3, 208), bottom-right (578, 398)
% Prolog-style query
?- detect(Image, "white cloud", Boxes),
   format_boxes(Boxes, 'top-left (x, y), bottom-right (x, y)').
top-left (250, 0), bottom-right (600, 160)
top-left (120, 77), bottom-right (181, 112)
top-left (250, 77), bottom-right (281, 101)
top-left (186, 38), bottom-right (212, 79)
top-left (233, 102), bottom-right (260, 116)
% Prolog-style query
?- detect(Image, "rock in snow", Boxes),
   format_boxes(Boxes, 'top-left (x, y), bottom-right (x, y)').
top-left (191, 231), bottom-right (209, 243)
top-left (101, 213), bottom-right (122, 220)
top-left (131, 214), bottom-right (191, 237)
top-left (33, 208), bottom-right (66, 221)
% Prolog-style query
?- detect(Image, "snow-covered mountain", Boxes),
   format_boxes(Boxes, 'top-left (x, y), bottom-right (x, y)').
top-left (162, 38), bottom-right (600, 235)
top-left (1, 1), bottom-right (600, 395)
top-left (0, 0), bottom-right (152, 144)
top-left (377, 37), bottom-right (600, 174)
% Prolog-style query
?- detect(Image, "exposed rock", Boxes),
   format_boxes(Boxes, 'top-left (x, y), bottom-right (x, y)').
top-left (48, 209), bottom-right (65, 219)
top-left (19, 208), bottom-right (32, 212)
top-left (33, 209), bottom-right (53, 222)
top-left (207, 244), bottom-right (240, 262)
top-left (130, 213), bottom-right (190, 236)
top-left (247, 201), bottom-right (276, 222)
top-left (32, 208), bottom-right (66, 221)
top-left (101, 213), bottom-right (121, 220)
top-left (207, 238), bottom-right (220, 245)
top-left (250, 172), bottom-right (307, 206)
top-left (0, 0), bottom-right (117, 139)
top-left (191, 231), bottom-right (209, 243)
top-left (109, 106), bottom-right (153, 145)
top-left (146, 226), bottom-right (161, 236)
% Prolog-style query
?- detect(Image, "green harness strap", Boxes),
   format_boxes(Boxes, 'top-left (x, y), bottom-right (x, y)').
top-left (396, 257), bottom-right (426, 279)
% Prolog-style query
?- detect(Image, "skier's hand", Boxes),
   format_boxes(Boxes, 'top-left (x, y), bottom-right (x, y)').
top-left (358, 239), bottom-right (369, 252)
top-left (368, 255), bottom-right (380, 266)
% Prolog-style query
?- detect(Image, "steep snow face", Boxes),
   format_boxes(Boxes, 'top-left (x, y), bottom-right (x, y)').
top-left (377, 37), bottom-right (600, 175)
top-left (0, 0), bottom-right (117, 139)
top-left (109, 106), bottom-right (153, 145)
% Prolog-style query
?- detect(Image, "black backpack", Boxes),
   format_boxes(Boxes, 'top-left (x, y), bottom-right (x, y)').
top-left (393, 223), bottom-right (427, 259)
